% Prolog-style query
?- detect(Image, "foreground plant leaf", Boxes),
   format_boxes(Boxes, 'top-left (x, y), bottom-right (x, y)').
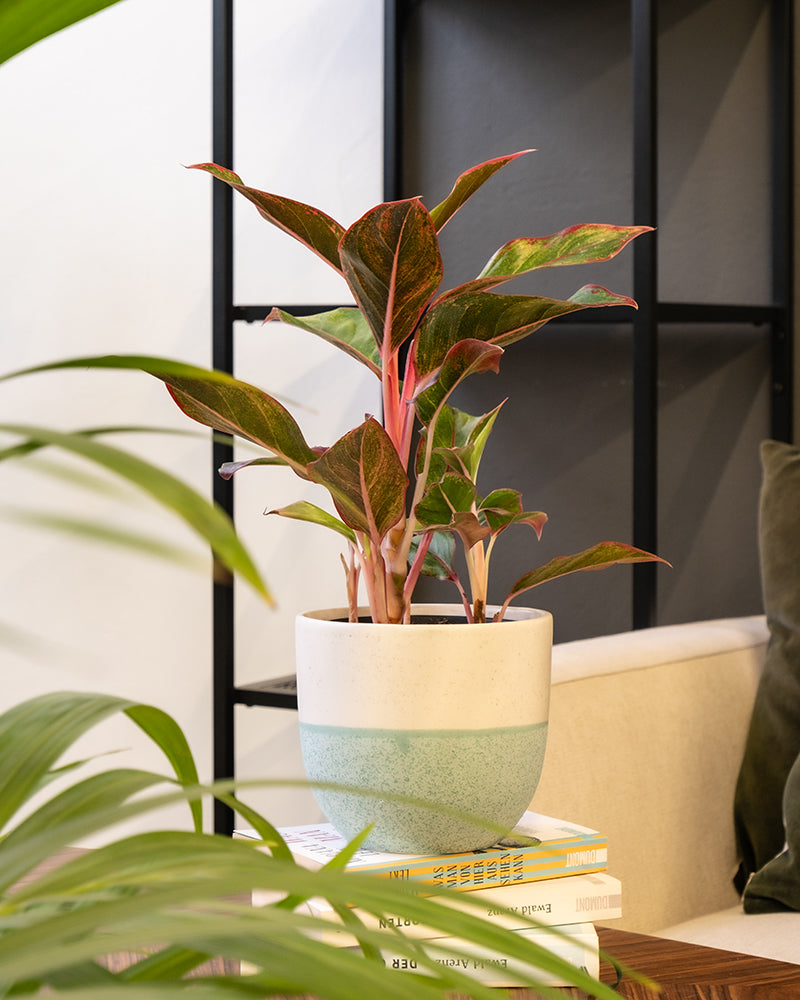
top-left (0, 691), bottom-right (647, 998)
top-left (0, 0), bottom-right (124, 65)
top-left (0, 422), bottom-right (270, 604)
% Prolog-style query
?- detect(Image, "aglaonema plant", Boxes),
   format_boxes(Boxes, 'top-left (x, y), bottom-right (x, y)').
top-left (5, 151), bottom-right (667, 623)
top-left (168, 150), bottom-right (664, 623)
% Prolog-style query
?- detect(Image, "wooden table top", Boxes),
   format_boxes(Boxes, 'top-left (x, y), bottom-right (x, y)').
top-left (553, 926), bottom-right (800, 1000)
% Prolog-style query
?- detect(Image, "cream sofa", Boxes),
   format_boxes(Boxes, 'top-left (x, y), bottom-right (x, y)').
top-left (530, 614), bottom-right (800, 964)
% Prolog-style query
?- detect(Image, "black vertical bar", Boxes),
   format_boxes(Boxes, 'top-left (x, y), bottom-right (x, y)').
top-left (212, 0), bottom-right (235, 836)
top-left (383, 0), bottom-right (403, 201)
top-left (769, 0), bottom-right (794, 443)
top-left (631, 0), bottom-right (659, 629)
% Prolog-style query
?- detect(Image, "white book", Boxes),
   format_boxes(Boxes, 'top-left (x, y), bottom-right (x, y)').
top-left (355, 921), bottom-right (599, 988)
top-left (289, 871), bottom-right (621, 945)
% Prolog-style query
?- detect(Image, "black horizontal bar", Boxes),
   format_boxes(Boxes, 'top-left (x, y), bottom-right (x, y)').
top-left (234, 677), bottom-right (298, 710)
top-left (656, 302), bottom-right (783, 325)
top-left (234, 302), bottom-right (784, 327)
top-left (233, 304), bottom-right (348, 323)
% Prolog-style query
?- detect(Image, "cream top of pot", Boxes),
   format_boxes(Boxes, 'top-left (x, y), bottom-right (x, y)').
top-left (295, 605), bottom-right (552, 730)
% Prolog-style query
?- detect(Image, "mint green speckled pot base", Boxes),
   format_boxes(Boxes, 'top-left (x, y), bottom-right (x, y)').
top-left (299, 721), bottom-right (548, 854)
top-left (296, 604), bottom-right (553, 854)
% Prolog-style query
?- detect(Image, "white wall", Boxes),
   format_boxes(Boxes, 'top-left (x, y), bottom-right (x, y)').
top-left (0, 0), bottom-right (382, 835)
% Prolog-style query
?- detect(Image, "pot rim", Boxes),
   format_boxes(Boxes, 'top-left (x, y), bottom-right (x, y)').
top-left (298, 603), bottom-right (551, 629)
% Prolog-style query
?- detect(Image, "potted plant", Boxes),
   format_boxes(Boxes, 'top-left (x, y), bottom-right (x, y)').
top-left (5, 152), bottom-right (666, 852)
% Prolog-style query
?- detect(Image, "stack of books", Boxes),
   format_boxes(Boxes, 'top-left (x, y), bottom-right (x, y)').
top-left (238, 811), bottom-right (621, 988)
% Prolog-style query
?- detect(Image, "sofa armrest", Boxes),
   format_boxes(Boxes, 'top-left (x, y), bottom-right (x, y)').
top-left (531, 616), bottom-right (768, 932)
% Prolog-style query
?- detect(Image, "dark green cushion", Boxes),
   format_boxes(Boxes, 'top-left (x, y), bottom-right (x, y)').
top-left (733, 440), bottom-right (800, 907)
top-left (742, 750), bottom-right (800, 912)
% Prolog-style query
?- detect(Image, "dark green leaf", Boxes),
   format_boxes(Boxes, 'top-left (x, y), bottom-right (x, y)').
top-left (411, 531), bottom-right (457, 581)
top-left (479, 489), bottom-right (548, 538)
top-left (415, 475), bottom-right (489, 550)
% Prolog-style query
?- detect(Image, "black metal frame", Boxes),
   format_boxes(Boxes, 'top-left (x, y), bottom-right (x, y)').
top-left (210, 0), bottom-right (794, 833)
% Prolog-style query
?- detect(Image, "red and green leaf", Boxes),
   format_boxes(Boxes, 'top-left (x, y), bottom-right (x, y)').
top-left (188, 163), bottom-right (345, 272)
top-left (266, 501), bottom-right (356, 544)
top-left (414, 339), bottom-right (503, 425)
top-left (409, 531), bottom-right (458, 582)
top-left (414, 473), bottom-right (489, 550)
top-left (428, 150), bottom-right (534, 232)
top-left (496, 541), bottom-right (669, 620)
top-left (309, 418), bottom-right (407, 538)
top-left (165, 375), bottom-right (318, 479)
top-left (479, 489), bottom-right (548, 539)
top-left (414, 289), bottom-right (635, 380)
top-left (267, 307), bottom-right (381, 377)
top-left (440, 223), bottom-right (652, 298)
top-left (339, 198), bottom-right (443, 355)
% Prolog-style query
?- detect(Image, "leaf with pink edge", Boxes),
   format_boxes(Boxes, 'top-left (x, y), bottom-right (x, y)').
top-left (309, 418), bottom-right (407, 538)
top-left (496, 541), bottom-right (670, 620)
top-left (339, 198), bottom-right (443, 354)
top-left (479, 489), bottom-right (548, 538)
top-left (267, 307), bottom-right (381, 377)
top-left (428, 150), bottom-right (534, 232)
top-left (440, 223), bottom-right (652, 297)
top-left (266, 501), bottom-right (356, 544)
top-left (415, 289), bottom-right (635, 380)
top-left (188, 163), bottom-right (345, 272)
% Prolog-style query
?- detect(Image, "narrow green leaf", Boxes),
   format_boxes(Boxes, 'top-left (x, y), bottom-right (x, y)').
top-left (267, 500), bottom-right (356, 544)
top-left (428, 150), bottom-right (534, 231)
top-left (267, 307), bottom-right (381, 376)
top-left (0, 0), bottom-right (124, 65)
top-left (0, 423), bottom-right (271, 604)
top-left (0, 505), bottom-right (206, 568)
top-left (188, 163), bottom-right (346, 272)
top-left (123, 704), bottom-right (201, 830)
top-left (0, 692), bottom-right (137, 835)
top-left (0, 770), bottom-right (170, 894)
top-left (309, 418), bottom-right (407, 537)
top-left (339, 199), bottom-right (443, 354)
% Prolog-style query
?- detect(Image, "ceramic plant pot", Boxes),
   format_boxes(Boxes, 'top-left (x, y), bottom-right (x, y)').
top-left (295, 603), bottom-right (552, 854)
